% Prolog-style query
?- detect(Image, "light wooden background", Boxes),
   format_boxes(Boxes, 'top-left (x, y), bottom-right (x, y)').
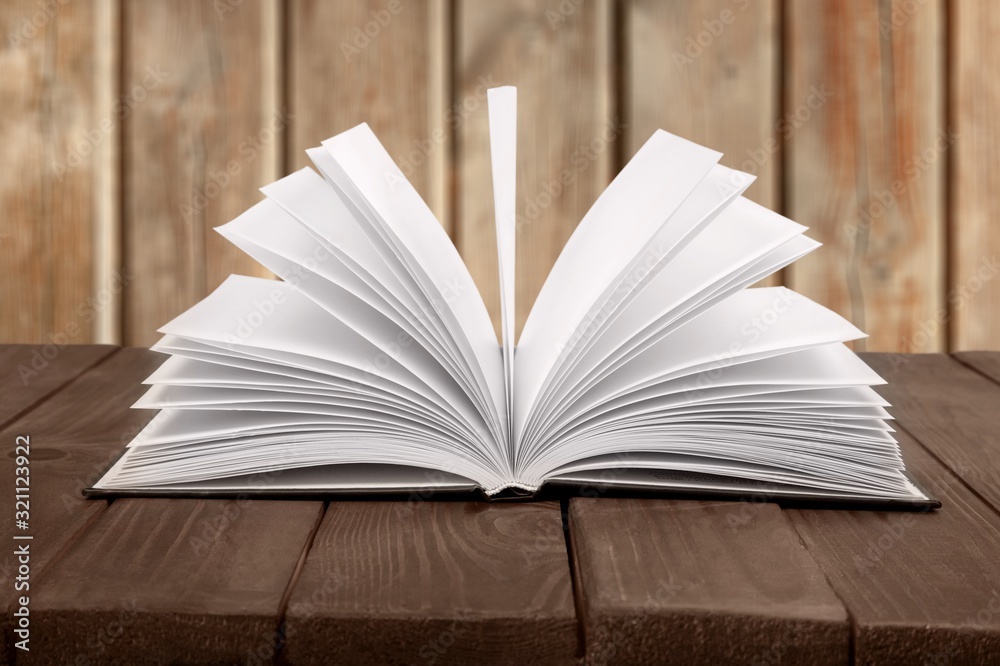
top-left (1, 0), bottom-right (995, 352)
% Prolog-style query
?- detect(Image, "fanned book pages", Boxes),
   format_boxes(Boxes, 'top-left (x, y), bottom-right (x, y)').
top-left (90, 87), bottom-right (937, 508)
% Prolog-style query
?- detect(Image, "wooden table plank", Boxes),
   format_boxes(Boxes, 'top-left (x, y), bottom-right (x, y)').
top-left (862, 353), bottom-right (1000, 513)
top-left (953, 351), bottom-right (1000, 386)
top-left (1, 347), bottom-right (158, 663)
top-left (0, 344), bottom-right (117, 427)
top-left (29, 498), bottom-right (323, 665)
top-left (785, 428), bottom-right (1000, 665)
top-left (5, 349), bottom-right (998, 664)
top-left (283, 501), bottom-right (578, 665)
top-left (568, 498), bottom-right (849, 665)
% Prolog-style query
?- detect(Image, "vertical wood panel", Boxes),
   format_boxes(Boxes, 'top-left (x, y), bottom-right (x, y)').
top-left (456, 0), bottom-right (613, 337)
top-left (288, 0), bottom-right (449, 231)
top-left (123, 0), bottom-right (279, 346)
top-left (786, 0), bottom-right (945, 352)
top-left (0, 0), bottom-right (118, 344)
top-left (625, 0), bottom-right (781, 289)
top-left (951, 1), bottom-right (1000, 350)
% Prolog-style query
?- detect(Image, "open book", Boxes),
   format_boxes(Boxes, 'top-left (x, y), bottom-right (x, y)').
top-left (90, 87), bottom-right (936, 507)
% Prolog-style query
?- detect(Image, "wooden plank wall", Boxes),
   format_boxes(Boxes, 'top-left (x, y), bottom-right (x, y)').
top-left (0, 0), bottom-right (995, 351)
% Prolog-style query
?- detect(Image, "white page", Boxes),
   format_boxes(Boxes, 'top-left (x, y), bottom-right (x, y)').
top-left (156, 275), bottom-right (495, 451)
top-left (217, 216), bottom-right (476, 402)
top-left (548, 468), bottom-right (925, 501)
top-left (105, 439), bottom-right (495, 489)
top-left (98, 89), bottom-right (914, 502)
top-left (524, 288), bottom-right (866, 456)
top-left (519, 166), bottom-right (755, 453)
top-left (523, 343), bottom-right (887, 481)
top-left (134, 383), bottom-right (481, 447)
top-left (533, 426), bottom-right (908, 493)
top-left (94, 463), bottom-right (478, 493)
top-left (320, 124), bottom-right (507, 447)
top-left (536, 235), bottom-right (823, 433)
top-left (149, 336), bottom-right (469, 433)
top-left (570, 347), bottom-right (887, 430)
top-left (527, 197), bottom-right (810, 442)
top-left (547, 451), bottom-right (901, 492)
top-left (217, 199), bottom-right (462, 382)
top-left (487, 86), bottom-right (517, 450)
top-left (303, 147), bottom-right (473, 379)
top-left (260, 168), bottom-right (400, 300)
top-left (514, 129), bottom-right (723, 444)
top-left (283, 146), bottom-right (500, 454)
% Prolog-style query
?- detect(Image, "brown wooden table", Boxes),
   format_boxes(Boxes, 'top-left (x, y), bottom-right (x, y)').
top-left (2, 346), bottom-right (999, 665)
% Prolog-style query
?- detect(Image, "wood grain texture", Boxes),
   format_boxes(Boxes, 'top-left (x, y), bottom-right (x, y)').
top-left (785, 0), bottom-right (946, 352)
top-left (785, 428), bottom-right (1000, 665)
top-left (0, 344), bottom-right (116, 426)
top-left (0, 0), bottom-right (118, 344)
top-left (862, 352), bottom-right (1000, 513)
top-left (123, 0), bottom-right (279, 346)
top-left (29, 498), bottom-right (322, 665)
top-left (951, 1), bottom-right (1000, 351)
top-left (456, 0), bottom-right (613, 337)
top-left (625, 0), bottom-right (781, 287)
top-left (283, 501), bottom-right (578, 665)
top-left (288, 0), bottom-right (449, 230)
top-left (569, 498), bottom-right (848, 665)
top-left (0, 348), bottom-right (162, 663)
top-left (953, 350), bottom-right (1000, 386)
